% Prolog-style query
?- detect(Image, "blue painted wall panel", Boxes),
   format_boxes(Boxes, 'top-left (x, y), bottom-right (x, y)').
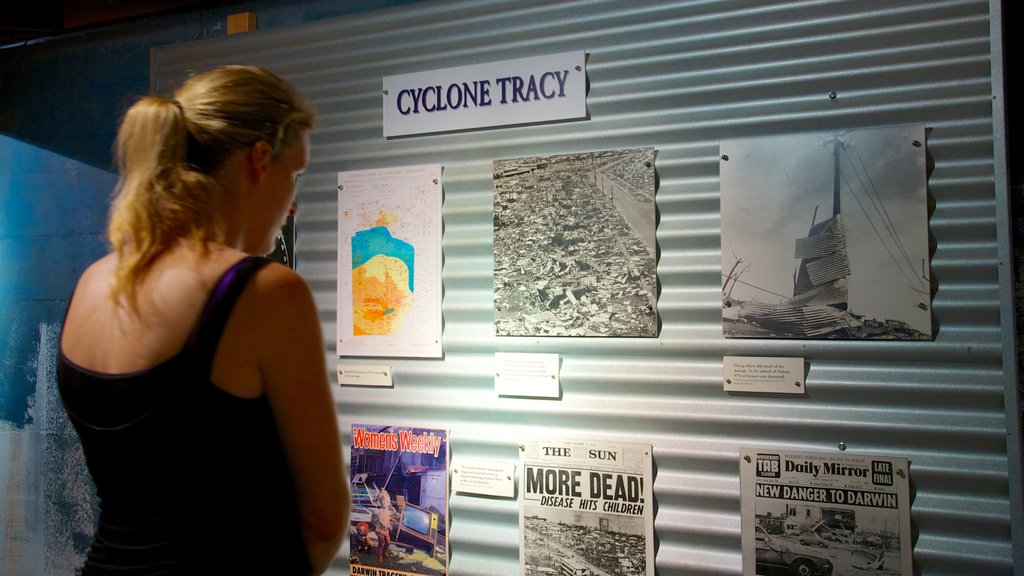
top-left (0, 136), bottom-right (128, 573)
top-left (1, 173), bottom-right (77, 237)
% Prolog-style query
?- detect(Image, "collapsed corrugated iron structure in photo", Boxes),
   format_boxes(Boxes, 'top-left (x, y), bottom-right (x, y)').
top-left (734, 213), bottom-right (857, 338)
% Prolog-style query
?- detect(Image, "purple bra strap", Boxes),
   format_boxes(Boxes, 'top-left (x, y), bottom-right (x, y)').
top-left (186, 256), bottom-right (271, 376)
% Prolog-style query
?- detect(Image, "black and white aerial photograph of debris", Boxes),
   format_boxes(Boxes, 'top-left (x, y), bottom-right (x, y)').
top-left (493, 148), bottom-right (657, 337)
top-left (720, 125), bottom-right (932, 340)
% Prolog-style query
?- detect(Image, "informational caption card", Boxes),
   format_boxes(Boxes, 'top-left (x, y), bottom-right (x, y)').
top-left (724, 355), bottom-right (805, 394)
top-left (495, 352), bottom-right (560, 398)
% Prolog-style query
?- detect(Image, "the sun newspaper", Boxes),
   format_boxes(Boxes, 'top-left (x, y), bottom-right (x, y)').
top-left (519, 438), bottom-right (654, 576)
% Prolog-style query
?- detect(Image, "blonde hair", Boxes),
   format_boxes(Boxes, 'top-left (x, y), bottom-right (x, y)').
top-left (107, 65), bottom-right (314, 304)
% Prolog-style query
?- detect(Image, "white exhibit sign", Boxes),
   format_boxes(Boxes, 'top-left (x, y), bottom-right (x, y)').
top-left (383, 51), bottom-right (587, 137)
top-left (724, 355), bottom-right (805, 394)
top-left (452, 458), bottom-right (516, 498)
top-left (495, 352), bottom-right (560, 398)
top-left (336, 363), bottom-right (393, 387)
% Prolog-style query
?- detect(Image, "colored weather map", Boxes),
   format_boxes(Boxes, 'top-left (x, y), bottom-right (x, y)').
top-left (351, 212), bottom-right (415, 336)
top-left (338, 164), bottom-right (442, 358)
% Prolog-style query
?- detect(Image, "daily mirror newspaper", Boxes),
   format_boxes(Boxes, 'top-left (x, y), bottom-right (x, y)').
top-left (740, 448), bottom-right (911, 576)
top-left (519, 438), bottom-right (654, 576)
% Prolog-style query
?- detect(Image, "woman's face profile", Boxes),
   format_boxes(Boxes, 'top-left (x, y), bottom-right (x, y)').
top-left (249, 132), bottom-right (310, 255)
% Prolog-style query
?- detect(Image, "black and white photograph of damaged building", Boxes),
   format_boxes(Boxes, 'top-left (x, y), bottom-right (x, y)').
top-left (493, 148), bottom-right (657, 337)
top-left (720, 125), bottom-right (931, 340)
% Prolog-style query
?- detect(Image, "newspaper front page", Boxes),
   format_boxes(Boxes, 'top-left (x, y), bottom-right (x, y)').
top-left (740, 448), bottom-right (911, 576)
top-left (519, 438), bottom-right (654, 576)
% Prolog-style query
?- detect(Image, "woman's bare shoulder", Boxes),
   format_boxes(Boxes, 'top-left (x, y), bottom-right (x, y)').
top-left (233, 260), bottom-right (316, 332)
top-left (74, 253), bottom-right (118, 292)
top-left (250, 260), bottom-right (310, 296)
top-left (62, 245), bottom-right (270, 373)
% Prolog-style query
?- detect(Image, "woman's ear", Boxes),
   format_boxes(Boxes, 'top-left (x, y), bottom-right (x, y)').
top-left (247, 141), bottom-right (273, 182)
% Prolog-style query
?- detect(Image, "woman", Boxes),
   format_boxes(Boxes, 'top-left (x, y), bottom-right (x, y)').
top-left (57, 66), bottom-right (349, 574)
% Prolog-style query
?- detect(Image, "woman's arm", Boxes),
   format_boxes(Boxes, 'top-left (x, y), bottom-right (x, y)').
top-left (246, 263), bottom-right (350, 573)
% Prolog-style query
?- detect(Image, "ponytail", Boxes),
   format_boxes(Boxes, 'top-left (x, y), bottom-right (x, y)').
top-left (107, 97), bottom-right (223, 305)
top-left (105, 66), bottom-right (314, 307)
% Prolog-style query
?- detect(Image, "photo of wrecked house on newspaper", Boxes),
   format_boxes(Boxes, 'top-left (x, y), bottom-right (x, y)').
top-left (493, 148), bottom-right (658, 337)
top-left (720, 125), bottom-right (931, 340)
top-left (349, 424), bottom-right (449, 576)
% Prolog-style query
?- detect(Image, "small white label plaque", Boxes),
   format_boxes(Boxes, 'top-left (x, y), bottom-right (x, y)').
top-left (723, 356), bottom-right (805, 394)
top-left (337, 363), bottom-right (393, 387)
top-left (495, 352), bottom-right (560, 398)
top-left (452, 459), bottom-right (516, 498)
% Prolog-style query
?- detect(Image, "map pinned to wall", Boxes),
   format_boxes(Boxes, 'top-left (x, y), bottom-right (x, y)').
top-left (338, 165), bottom-right (443, 358)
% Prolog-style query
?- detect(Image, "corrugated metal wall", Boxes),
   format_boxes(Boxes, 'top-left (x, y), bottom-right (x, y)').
top-left (151, 0), bottom-right (1021, 574)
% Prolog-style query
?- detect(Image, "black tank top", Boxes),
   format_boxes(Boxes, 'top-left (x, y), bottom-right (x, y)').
top-left (58, 256), bottom-right (312, 575)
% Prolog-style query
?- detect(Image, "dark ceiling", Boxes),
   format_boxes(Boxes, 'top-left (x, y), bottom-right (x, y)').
top-left (2, 1), bottom-right (231, 46)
